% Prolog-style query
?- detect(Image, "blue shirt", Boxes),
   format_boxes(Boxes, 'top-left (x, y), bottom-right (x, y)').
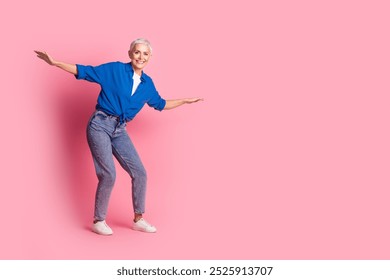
top-left (75, 62), bottom-right (166, 123)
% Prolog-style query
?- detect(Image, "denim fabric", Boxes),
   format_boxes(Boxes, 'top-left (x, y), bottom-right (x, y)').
top-left (86, 110), bottom-right (147, 221)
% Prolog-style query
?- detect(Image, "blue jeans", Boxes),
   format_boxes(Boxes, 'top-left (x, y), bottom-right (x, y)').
top-left (86, 110), bottom-right (147, 221)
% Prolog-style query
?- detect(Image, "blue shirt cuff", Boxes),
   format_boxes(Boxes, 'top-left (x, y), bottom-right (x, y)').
top-left (74, 64), bottom-right (85, 80)
top-left (156, 99), bottom-right (166, 111)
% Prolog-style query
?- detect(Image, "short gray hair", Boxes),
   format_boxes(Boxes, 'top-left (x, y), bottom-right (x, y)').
top-left (129, 38), bottom-right (152, 54)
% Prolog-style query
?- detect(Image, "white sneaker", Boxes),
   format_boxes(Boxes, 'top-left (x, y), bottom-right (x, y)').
top-left (132, 218), bottom-right (157, 233)
top-left (92, 220), bottom-right (113, 235)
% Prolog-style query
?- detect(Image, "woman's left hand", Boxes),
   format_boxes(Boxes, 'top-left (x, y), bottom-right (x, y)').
top-left (164, 97), bottom-right (203, 110)
top-left (185, 97), bottom-right (204, 104)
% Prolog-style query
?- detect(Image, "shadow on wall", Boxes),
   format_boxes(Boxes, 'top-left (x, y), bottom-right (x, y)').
top-left (50, 82), bottom-right (98, 227)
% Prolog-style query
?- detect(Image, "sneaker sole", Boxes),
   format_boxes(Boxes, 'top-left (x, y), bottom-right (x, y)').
top-left (92, 228), bottom-right (113, 236)
top-left (132, 226), bottom-right (157, 233)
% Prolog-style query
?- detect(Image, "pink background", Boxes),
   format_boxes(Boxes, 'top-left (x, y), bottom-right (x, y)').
top-left (1, 0), bottom-right (390, 259)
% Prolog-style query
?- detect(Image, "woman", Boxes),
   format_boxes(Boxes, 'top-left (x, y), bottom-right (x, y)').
top-left (35, 38), bottom-right (202, 236)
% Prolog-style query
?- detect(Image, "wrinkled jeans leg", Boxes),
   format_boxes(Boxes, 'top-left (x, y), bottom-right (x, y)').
top-left (111, 128), bottom-right (147, 214)
top-left (86, 113), bottom-right (117, 221)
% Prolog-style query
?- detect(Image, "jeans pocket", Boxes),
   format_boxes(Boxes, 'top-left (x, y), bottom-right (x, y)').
top-left (95, 111), bottom-right (108, 119)
top-left (88, 111), bottom-right (106, 128)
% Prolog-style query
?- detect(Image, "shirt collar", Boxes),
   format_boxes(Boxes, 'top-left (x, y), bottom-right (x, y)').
top-left (126, 62), bottom-right (145, 82)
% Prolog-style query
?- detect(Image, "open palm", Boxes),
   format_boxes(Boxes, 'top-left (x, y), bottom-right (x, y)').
top-left (34, 50), bottom-right (55, 65)
top-left (186, 97), bottom-right (203, 103)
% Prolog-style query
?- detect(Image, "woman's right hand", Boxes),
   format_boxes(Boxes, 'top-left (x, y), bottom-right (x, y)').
top-left (34, 50), bottom-right (56, 66)
top-left (34, 51), bottom-right (77, 74)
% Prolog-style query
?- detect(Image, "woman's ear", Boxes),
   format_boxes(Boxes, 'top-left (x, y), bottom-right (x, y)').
top-left (128, 50), bottom-right (132, 60)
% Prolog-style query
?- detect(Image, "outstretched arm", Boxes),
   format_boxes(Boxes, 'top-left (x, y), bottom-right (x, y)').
top-left (163, 98), bottom-right (203, 110)
top-left (34, 51), bottom-right (77, 75)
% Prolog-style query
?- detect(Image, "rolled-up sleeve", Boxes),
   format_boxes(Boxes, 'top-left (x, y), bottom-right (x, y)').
top-left (146, 80), bottom-right (166, 111)
top-left (74, 63), bottom-right (110, 84)
top-left (147, 92), bottom-right (166, 111)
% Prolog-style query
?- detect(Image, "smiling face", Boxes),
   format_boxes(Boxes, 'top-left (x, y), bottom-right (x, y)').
top-left (128, 43), bottom-right (151, 75)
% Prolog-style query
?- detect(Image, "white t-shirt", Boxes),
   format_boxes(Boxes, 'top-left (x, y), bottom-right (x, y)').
top-left (131, 72), bottom-right (141, 95)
